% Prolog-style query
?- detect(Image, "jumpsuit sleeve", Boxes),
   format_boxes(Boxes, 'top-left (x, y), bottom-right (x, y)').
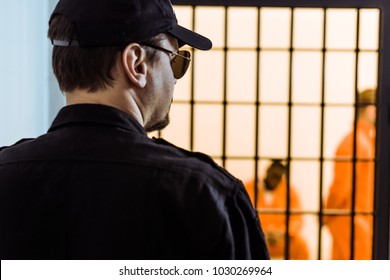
top-left (326, 144), bottom-right (352, 211)
top-left (324, 131), bottom-right (374, 259)
top-left (326, 135), bottom-right (372, 211)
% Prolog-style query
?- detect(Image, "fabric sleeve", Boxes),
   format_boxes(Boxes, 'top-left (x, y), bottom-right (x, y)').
top-left (213, 180), bottom-right (270, 260)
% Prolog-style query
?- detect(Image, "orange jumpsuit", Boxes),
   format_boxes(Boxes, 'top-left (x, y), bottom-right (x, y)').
top-left (324, 119), bottom-right (375, 259)
top-left (245, 178), bottom-right (309, 259)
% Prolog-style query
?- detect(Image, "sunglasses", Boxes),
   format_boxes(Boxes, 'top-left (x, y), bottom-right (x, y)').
top-left (141, 44), bottom-right (191, 79)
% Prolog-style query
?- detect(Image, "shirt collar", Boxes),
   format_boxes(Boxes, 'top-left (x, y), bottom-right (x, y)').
top-left (48, 104), bottom-right (147, 136)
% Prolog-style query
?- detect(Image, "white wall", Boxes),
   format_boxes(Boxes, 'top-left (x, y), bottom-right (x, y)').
top-left (0, 0), bottom-right (64, 147)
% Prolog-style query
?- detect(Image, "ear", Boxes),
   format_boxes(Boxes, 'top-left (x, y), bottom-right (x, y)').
top-left (121, 44), bottom-right (147, 88)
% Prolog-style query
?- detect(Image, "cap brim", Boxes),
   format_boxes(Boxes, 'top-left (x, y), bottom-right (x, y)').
top-left (168, 25), bottom-right (212, 51)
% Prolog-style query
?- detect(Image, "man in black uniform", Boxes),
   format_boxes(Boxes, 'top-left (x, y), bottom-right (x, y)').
top-left (0, 0), bottom-right (269, 259)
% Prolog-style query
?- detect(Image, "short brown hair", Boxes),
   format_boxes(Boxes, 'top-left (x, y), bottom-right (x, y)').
top-left (357, 89), bottom-right (376, 116)
top-left (48, 15), bottom-right (162, 93)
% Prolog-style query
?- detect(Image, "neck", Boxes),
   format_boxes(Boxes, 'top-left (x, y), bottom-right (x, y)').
top-left (65, 88), bottom-right (144, 127)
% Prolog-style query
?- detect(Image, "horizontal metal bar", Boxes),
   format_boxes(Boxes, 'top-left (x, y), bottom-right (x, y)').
top-left (172, 0), bottom-right (386, 9)
top-left (257, 209), bottom-right (374, 215)
top-left (206, 155), bottom-right (375, 162)
top-left (173, 100), bottom-right (376, 108)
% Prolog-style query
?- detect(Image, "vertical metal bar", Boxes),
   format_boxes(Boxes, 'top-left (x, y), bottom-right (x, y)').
top-left (374, 5), bottom-right (390, 260)
top-left (190, 6), bottom-right (196, 151)
top-left (317, 7), bottom-right (327, 260)
top-left (222, 7), bottom-right (228, 167)
top-left (284, 7), bottom-right (295, 260)
top-left (253, 7), bottom-right (261, 214)
top-left (350, 8), bottom-right (361, 260)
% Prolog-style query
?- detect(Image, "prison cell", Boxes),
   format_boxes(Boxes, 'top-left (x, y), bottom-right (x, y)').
top-left (148, 0), bottom-right (390, 259)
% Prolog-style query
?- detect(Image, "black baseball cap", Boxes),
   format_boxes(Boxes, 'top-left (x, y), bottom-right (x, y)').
top-left (49, 0), bottom-right (212, 50)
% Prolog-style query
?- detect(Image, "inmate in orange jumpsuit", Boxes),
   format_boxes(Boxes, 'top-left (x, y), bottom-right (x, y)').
top-left (245, 178), bottom-right (309, 259)
top-left (324, 118), bottom-right (375, 259)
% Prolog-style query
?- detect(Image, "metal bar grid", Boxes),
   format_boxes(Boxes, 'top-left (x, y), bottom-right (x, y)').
top-left (170, 0), bottom-right (389, 260)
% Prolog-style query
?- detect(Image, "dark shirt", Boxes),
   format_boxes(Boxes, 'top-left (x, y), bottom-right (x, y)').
top-left (0, 104), bottom-right (269, 259)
